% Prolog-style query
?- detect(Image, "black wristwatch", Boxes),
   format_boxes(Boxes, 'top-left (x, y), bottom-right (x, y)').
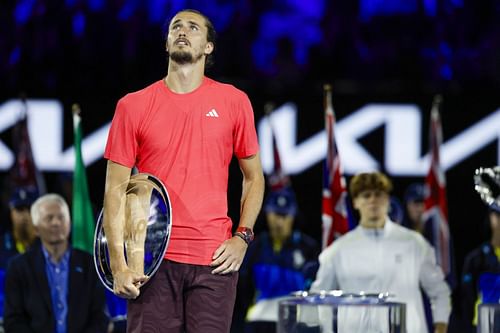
top-left (234, 227), bottom-right (254, 245)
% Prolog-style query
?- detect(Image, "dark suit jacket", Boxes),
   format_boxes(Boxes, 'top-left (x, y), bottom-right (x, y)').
top-left (3, 244), bottom-right (109, 333)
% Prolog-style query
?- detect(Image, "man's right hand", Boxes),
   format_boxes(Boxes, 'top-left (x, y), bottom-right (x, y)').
top-left (113, 268), bottom-right (149, 299)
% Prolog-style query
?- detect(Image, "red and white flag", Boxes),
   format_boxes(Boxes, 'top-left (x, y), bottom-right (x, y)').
top-left (266, 103), bottom-right (291, 191)
top-left (423, 96), bottom-right (451, 276)
top-left (322, 85), bottom-right (349, 249)
top-left (9, 98), bottom-right (46, 194)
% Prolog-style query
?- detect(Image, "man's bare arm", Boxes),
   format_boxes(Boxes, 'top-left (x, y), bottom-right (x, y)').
top-left (103, 160), bottom-right (147, 298)
top-left (238, 152), bottom-right (265, 230)
top-left (211, 152), bottom-right (264, 274)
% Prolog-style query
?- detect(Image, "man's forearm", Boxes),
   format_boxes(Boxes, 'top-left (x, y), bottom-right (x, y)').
top-left (103, 189), bottom-right (128, 272)
top-left (237, 153), bottom-right (265, 230)
top-left (239, 172), bottom-right (264, 229)
top-left (103, 161), bottom-right (132, 273)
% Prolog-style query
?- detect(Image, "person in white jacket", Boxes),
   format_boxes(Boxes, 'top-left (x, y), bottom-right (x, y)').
top-left (311, 171), bottom-right (451, 333)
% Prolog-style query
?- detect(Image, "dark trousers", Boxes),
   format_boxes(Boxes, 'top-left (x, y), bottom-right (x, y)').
top-left (127, 260), bottom-right (238, 333)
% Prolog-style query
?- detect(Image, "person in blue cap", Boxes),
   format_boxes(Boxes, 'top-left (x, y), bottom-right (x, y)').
top-left (235, 186), bottom-right (320, 333)
top-left (0, 187), bottom-right (39, 269)
top-left (0, 187), bottom-right (40, 324)
top-left (402, 183), bottom-right (426, 233)
top-left (460, 201), bottom-right (500, 333)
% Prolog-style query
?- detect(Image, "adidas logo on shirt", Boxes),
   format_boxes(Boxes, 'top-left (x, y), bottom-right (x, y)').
top-left (206, 109), bottom-right (219, 117)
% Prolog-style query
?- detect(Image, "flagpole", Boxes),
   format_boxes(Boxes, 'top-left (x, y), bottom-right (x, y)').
top-left (323, 84), bottom-right (333, 115)
top-left (265, 101), bottom-right (290, 190)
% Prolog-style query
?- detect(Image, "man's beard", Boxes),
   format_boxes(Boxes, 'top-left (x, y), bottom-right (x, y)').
top-left (170, 50), bottom-right (203, 65)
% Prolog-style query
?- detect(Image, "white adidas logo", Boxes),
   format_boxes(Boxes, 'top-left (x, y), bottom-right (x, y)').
top-left (206, 109), bottom-right (219, 117)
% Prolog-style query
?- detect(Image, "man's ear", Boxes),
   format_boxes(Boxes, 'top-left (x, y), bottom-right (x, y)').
top-left (33, 225), bottom-right (40, 237)
top-left (352, 197), bottom-right (360, 210)
top-left (205, 42), bottom-right (214, 55)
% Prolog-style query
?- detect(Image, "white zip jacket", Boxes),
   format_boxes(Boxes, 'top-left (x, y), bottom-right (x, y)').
top-left (310, 220), bottom-right (451, 333)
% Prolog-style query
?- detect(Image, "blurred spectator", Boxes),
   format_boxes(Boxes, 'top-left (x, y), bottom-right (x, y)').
top-left (389, 195), bottom-right (404, 224)
top-left (0, 187), bottom-right (39, 268)
top-left (0, 187), bottom-right (39, 326)
top-left (311, 172), bottom-right (450, 333)
top-left (3, 193), bottom-right (108, 333)
top-left (460, 204), bottom-right (500, 333)
top-left (2, 0), bottom-right (500, 95)
top-left (402, 183), bottom-right (426, 232)
top-left (402, 183), bottom-right (440, 333)
top-left (235, 186), bottom-right (319, 333)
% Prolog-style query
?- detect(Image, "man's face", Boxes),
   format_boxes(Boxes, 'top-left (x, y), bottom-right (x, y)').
top-left (406, 200), bottom-right (425, 224)
top-left (353, 189), bottom-right (390, 225)
top-left (266, 212), bottom-right (294, 242)
top-left (166, 11), bottom-right (213, 65)
top-left (10, 206), bottom-right (35, 238)
top-left (490, 211), bottom-right (500, 234)
top-left (35, 201), bottom-right (70, 246)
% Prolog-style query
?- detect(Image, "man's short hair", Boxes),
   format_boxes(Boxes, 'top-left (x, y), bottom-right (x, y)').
top-left (31, 193), bottom-right (70, 226)
top-left (349, 172), bottom-right (393, 198)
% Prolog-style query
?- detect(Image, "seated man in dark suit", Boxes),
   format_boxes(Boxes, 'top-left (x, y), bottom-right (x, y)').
top-left (3, 193), bottom-right (109, 333)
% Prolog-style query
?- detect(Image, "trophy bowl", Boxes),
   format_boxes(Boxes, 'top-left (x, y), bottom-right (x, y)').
top-left (93, 173), bottom-right (172, 292)
top-left (474, 166), bottom-right (500, 210)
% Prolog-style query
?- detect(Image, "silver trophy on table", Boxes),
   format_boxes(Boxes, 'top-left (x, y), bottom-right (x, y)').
top-left (93, 173), bottom-right (172, 292)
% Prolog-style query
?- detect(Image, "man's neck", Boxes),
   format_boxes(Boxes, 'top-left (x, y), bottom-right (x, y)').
top-left (165, 61), bottom-right (205, 93)
top-left (491, 234), bottom-right (500, 248)
top-left (13, 228), bottom-right (35, 248)
top-left (360, 218), bottom-right (386, 229)
top-left (43, 241), bottom-right (69, 263)
top-left (271, 234), bottom-right (291, 253)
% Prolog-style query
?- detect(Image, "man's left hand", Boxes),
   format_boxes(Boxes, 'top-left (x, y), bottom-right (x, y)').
top-left (210, 236), bottom-right (248, 274)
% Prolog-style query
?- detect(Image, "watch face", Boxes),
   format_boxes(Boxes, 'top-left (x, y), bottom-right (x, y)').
top-left (237, 228), bottom-right (253, 242)
top-left (244, 230), bottom-right (254, 241)
top-left (236, 227), bottom-right (254, 243)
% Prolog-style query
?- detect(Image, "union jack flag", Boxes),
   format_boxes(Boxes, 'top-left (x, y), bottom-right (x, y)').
top-left (423, 96), bottom-right (452, 277)
top-left (322, 85), bottom-right (349, 249)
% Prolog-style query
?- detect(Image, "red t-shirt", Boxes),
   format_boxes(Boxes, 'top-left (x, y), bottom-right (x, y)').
top-left (104, 77), bottom-right (259, 265)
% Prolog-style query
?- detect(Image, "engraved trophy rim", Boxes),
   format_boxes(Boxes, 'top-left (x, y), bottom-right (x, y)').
top-left (93, 173), bottom-right (173, 293)
top-left (474, 166), bottom-right (500, 211)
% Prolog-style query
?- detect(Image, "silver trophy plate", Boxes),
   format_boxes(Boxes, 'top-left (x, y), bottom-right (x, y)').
top-left (93, 173), bottom-right (172, 292)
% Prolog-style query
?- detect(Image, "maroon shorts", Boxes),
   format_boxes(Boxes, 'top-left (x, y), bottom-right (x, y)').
top-left (127, 260), bottom-right (238, 333)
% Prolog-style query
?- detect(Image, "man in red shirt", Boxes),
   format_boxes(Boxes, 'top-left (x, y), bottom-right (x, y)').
top-left (102, 9), bottom-right (264, 333)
